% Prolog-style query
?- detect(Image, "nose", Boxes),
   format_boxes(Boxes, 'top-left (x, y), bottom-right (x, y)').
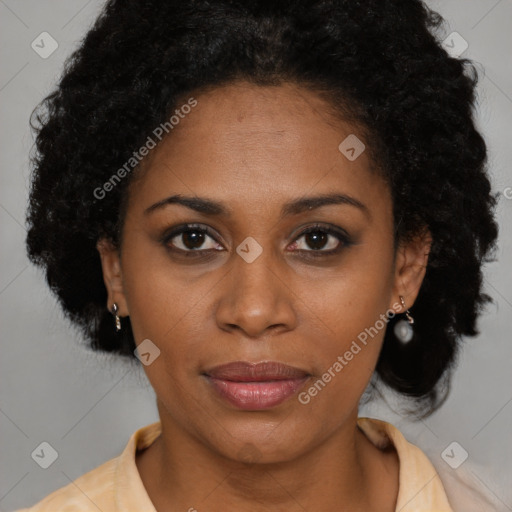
top-left (214, 246), bottom-right (298, 339)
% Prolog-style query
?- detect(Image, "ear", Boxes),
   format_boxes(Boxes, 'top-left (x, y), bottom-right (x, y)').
top-left (390, 227), bottom-right (432, 312)
top-left (96, 237), bottom-right (129, 317)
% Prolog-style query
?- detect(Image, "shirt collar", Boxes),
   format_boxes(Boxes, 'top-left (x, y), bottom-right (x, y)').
top-left (115, 420), bottom-right (161, 511)
top-left (114, 418), bottom-right (453, 511)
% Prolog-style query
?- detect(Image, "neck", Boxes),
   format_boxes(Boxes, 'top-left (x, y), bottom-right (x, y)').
top-left (136, 407), bottom-right (398, 511)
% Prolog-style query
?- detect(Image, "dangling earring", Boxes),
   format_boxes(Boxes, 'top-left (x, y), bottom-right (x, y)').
top-left (111, 303), bottom-right (122, 332)
top-left (394, 295), bottom-right (414, 343)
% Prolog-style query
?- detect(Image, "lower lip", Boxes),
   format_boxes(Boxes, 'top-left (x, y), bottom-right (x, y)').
top-left (205, 376), bottom-right (309, 410)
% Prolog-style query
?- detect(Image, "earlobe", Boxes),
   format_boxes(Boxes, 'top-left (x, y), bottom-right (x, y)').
top-left (96, 237), bottom-right (129, 316)
top-left (391, 227), bottom-right (432, 310)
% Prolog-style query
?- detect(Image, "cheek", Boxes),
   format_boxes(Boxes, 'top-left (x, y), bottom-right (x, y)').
top-left (300, 245), bottom-right (395, 386)
top-left (309, 244), bottom-right (394, 331)
top-left (298, 295), bottom-right (389, 417)
top-left (121, 250), bottom-right (206, 408)
top-left (120, 241), bottom-right (235, 400)
top-left (121, 236), bottom-right (205, 334)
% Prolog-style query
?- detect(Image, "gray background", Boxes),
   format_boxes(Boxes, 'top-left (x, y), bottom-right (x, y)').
top-left (0, 0), bottom-right (511, 510)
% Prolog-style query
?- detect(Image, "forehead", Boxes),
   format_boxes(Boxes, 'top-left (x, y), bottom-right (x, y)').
top-left (128, 81), bottom-right (389, 219)
top-left (167, 81), bottom-right (356, 151)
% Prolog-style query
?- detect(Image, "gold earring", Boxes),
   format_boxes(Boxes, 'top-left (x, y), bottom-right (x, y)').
top-left (111, 303), bottom-right (122, 332)
top-left (399, 295), bottom-right (414, 324)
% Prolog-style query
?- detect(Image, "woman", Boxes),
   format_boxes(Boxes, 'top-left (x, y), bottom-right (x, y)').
top-left (19, 0), bottom-right (498, 510)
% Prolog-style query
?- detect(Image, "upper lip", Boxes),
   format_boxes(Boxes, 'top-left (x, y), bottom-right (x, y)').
top-left (204, 361), bottom-right (309, 382)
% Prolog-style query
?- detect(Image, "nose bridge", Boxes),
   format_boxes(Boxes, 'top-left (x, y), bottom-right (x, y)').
top-left (215, 240), bottom-right (296, 337)
top-left (232, 240), bottom-right (282, 312)
top-left (235, 244), bottom-right (277, 300)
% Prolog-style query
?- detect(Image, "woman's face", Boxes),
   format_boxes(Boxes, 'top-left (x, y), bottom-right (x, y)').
top-left (98, 81), bottom-right (429, 463)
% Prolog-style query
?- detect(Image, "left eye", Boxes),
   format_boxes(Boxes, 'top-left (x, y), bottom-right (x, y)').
top-left (289, 226), bottom-right (348, 253)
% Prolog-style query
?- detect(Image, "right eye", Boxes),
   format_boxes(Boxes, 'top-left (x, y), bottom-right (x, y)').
top-left (161, 223), bottom-right (224, 255)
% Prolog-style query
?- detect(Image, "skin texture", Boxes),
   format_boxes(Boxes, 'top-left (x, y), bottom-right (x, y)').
top-left (97, 81), bottom-right (431, 511)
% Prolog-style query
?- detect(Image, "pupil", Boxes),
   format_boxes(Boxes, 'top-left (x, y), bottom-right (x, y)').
top-left (306, 231), bottom-right (327, 250)
top-left (183, 230), bottom-right (204, 249)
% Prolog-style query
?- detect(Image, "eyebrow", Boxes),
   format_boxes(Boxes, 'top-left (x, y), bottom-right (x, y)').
top-left (144, 192), bottom-right (370, 219)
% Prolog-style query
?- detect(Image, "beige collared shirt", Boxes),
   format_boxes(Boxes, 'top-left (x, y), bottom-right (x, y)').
top-left (17, 417), bottom-right (454, 511)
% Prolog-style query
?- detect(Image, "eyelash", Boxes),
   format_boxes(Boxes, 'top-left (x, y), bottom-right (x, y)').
top-left (160, 223), bottom-right (353, 259)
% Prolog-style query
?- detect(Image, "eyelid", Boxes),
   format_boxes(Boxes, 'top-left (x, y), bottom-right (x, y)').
top-left (292, 222), bottom-right (350, 241)
top-left (161, 222), bottom-right (352, 255)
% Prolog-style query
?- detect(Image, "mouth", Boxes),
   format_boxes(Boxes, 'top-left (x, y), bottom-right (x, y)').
top-left (203, 361), bottom-right (310, 410)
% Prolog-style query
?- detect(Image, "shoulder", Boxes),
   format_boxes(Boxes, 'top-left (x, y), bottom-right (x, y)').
top-left (15, 421), bottom-right (161, 512)
top-left (358, 417), bottom-right (454, 512)
top-left (358, 417), bottom-right (503, 512)
top-left (425, 446), bottom-right (507, 511)
top-left (14, 457), bottom-right (118, 511)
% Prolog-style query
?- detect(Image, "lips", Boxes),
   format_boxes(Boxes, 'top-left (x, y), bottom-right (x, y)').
top-left (205, 361), bottom-right (309, 381)
top-left (203, 361), bottom-right (310, 410)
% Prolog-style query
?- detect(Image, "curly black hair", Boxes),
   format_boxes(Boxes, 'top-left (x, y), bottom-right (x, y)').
top-left (26, 0), bottom-right (498, 416)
